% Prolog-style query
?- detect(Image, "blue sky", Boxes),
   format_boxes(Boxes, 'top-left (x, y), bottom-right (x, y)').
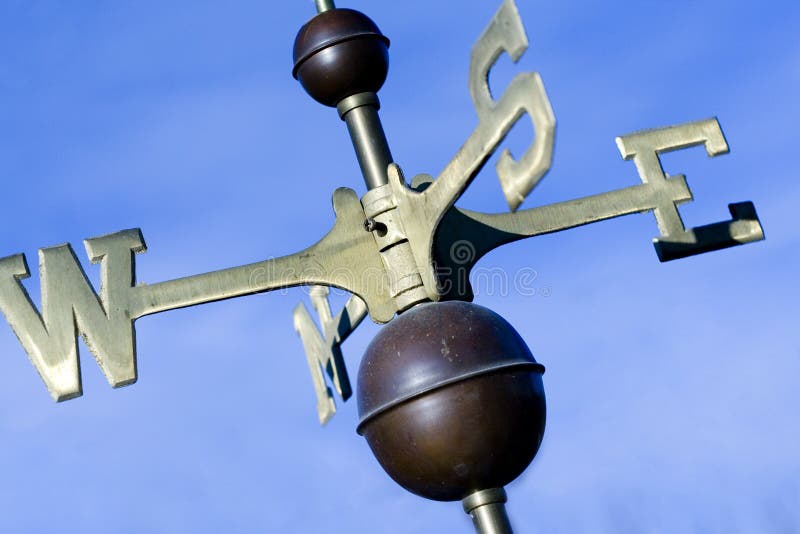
top-left (0, 1), bottom-right (797, 532)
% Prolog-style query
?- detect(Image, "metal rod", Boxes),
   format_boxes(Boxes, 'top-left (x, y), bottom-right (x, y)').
top-left (470, 501), bottom-right (513, 534)
top-left (338, 93), bottom-right (393, 190)
top-left (462, 488), bottom-right (514, 534)
top-left (315, 0), bottom-right (336, 13)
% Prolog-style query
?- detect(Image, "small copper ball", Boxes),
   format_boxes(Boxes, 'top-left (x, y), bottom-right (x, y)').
top-left (357, 301), bottom-right (546, 502)
top-left (292, 9), bottom-right (390, 107)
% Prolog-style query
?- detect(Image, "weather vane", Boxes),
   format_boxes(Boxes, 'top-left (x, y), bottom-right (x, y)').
top-left (0, 0), bottom-right (763, 532)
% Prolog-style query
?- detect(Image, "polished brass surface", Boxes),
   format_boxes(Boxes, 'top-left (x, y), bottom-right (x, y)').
top-left (356, 301), bottom-right (546, 502)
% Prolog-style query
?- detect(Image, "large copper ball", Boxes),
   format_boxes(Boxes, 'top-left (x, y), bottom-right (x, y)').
top-left (356, 301), bottom-right (546, 502)
top-left (293, 9), bottom-right (390, 107)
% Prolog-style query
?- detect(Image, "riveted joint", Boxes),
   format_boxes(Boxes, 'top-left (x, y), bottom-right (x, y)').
top-left (362, 184), bottom-right (407, 251)
top-left (364, 218), bottom-right (387, 235)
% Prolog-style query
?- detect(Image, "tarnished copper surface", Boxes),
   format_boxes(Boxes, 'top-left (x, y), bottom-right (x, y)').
top-left (357, 301), bottom-right (544, 426)
top-left (356, 301), bottom-right (546, 501)
top-left (293, 8), bottom-right (389, 106)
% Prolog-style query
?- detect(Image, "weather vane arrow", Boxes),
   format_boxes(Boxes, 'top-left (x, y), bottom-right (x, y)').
top-left (0, 0), bottom-right (763, 532)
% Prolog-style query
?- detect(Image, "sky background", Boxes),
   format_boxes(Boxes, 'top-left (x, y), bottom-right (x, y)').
top-left (0, 0), bottom-right (797, 532)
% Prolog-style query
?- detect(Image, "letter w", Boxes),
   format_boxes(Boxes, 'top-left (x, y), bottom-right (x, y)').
top-left (0, 229), bottom-right (146, 401)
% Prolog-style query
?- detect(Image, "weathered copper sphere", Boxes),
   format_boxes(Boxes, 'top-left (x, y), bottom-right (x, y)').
top-left (292, 9), bottom-right (390, 107)
top-left (357, 301), bottom-right (546, 502)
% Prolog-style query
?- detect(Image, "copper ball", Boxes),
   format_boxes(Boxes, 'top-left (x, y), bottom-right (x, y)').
top-left (292, 8), bottom-right (390, 107)
top-left (356, 301), bottom-right (546, 502)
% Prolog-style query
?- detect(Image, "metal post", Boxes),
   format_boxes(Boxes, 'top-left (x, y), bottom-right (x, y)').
top-left (337, 92), bottom-right (393, 190)
top-left (315, 0), bottom-right (336, 13)
top-left (462, 488), bottom-right (514, 534)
